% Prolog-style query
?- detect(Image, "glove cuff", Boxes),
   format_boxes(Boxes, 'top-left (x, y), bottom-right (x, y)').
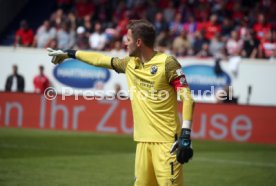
top-left (181, 128), bottom-right (191, 139)
top-left (65, 50), bottom-right (77, 58)
top-left (182, 120), bottom-right (192, 129)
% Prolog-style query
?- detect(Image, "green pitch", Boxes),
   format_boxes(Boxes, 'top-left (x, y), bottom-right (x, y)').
top-left (0, 128), bottom-right (275, 186)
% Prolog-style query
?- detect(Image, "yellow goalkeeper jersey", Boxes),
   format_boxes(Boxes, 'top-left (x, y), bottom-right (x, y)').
top-left (112, 52), bottom-right (189, 142)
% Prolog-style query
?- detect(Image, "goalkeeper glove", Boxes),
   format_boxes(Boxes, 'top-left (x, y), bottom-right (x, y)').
top-left (170, 128), bottom-right (193, 164)
top-left (47, 48), bottom-right (76, 64)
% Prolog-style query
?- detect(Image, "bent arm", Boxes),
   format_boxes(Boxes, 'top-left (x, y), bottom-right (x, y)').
top-left (165, 56), bottom-right (195, 129)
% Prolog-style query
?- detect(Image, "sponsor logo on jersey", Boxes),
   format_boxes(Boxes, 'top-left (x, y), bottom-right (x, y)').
top-left (150, 65), bottom-right (158, 74)
top-left (53, 59), bottom-right (110, 88)
top-left (136, 77), bottom-right (154, 88)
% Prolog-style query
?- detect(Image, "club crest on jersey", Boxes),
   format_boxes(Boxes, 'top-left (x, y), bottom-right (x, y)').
top-left (176, 68), bottom-right (184, 76)
top-left (150, 65), bottom-right (158, 75)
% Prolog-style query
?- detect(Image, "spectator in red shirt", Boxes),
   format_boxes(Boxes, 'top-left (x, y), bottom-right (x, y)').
top-left (116, 11), bottom-right (129, 37)
top-left (15, 20), bottom-right (34, 47)
top-left (253, 13), bottom-right (271, 41)
top-left (258, 31), bottom-right (276, 59)
top-left (33, 65), bottom-right (50, 94)
top-left (75, 0), bottom-right (95, 18)
top-left (204, 14), bottom-right (221, 41)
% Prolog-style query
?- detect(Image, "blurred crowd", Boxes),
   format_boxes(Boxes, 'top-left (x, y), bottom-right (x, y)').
top-left (14, 0), bottom-right (276, 60)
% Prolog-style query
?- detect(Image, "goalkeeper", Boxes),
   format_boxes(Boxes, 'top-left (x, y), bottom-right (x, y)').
top-left (48, 19), bottom-right (194, 186)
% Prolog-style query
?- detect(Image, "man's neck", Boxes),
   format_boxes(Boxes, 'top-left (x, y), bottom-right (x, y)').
top-left (139, 48), bottom-right (155, 63)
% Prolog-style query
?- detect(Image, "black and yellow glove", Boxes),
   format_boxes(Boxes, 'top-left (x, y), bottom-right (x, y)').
top-left (47, 48), bottom-right (76, 64)
top-left (170, 128), bottom-right (193, 164)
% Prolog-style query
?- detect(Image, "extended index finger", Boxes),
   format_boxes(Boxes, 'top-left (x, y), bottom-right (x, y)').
top-left (47, 48), bottom-right (54, 52)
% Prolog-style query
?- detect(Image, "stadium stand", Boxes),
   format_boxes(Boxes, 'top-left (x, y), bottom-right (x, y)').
top-left (0, 0), bottom-right (275, 59)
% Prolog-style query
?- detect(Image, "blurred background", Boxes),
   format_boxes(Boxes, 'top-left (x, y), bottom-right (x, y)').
top-left (0, 0), bottom-right (276, 186)
top-left (0, 0), bottom-right (276, 104)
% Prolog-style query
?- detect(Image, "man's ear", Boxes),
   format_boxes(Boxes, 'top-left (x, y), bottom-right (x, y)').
top-left (136, 38), bottom-right (142, 47)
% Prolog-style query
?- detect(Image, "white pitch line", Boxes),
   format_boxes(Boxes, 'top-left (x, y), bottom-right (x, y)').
top-left (196, 157), bottom-right (276, 168)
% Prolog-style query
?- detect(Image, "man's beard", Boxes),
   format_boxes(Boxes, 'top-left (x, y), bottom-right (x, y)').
top-left (129, 47), bottom-right (140, 57)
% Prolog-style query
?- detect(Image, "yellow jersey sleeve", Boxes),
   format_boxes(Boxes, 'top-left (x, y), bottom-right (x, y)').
top-left (165, 56), bottom-right (195, 126)
top-left (111, 57), bottom-right (130, 73)
top-left (75, 51), bottom-right (130, 74)
top-left (165, 56), bottom-right (182, 83)
top-left (76, 51), bottom-right (112, 69)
